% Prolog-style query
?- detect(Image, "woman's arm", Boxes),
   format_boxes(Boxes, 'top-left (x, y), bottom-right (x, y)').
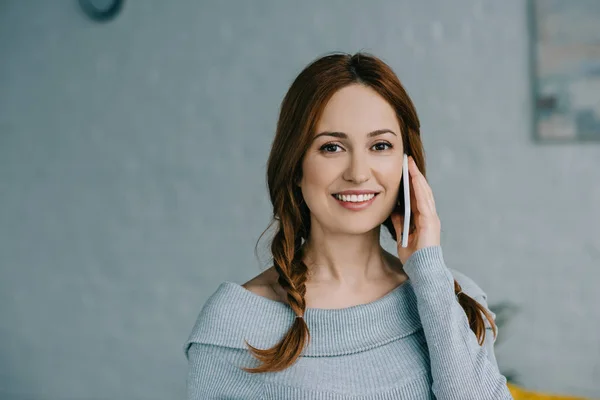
top-left (403, 245), bottom-right (513, 400)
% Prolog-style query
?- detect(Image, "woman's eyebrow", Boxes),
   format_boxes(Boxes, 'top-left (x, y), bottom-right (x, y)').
top-left (313, 129), bottom-right (397, 141)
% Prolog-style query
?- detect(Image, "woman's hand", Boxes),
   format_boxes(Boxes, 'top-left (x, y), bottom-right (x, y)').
top-left (391, 156), bottom-right (441, 265)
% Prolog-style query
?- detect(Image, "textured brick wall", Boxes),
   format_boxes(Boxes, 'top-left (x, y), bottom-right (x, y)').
top-left (0, 1), bottom-right (598, 398)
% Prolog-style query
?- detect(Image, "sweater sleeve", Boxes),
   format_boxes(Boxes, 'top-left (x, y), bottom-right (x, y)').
top-left (402, 245), bottom-right (513, 400)
top-left (186, 342), bottom-right (264, 399)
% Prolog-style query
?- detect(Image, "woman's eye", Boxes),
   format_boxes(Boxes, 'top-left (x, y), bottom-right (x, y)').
top-left (320, 143), bottom-right (342, 153)
top-left (372, 142), bottom-right (392, 151)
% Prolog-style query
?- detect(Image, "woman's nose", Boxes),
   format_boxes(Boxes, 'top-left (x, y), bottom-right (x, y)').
top-left (343, 153), bottom-right (371, 183)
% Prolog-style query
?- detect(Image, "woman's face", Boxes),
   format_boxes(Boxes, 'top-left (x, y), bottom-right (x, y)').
top-left (299, 83), bottom-right (404, 235)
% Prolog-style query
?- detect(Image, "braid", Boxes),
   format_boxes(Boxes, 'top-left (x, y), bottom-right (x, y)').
top-left (273, 230), bottom-right (307, 317)
top-left (454, 280), bottom-right (498, 345)
top-left (243, 221), bottom-right (311, 373)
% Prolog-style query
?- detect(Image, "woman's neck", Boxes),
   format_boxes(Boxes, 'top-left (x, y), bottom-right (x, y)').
top-left (301, 229), bottom-right (401, 289)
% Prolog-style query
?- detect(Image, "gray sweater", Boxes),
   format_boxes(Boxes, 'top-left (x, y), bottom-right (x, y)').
top-left (184, 245), bottom-right (513, 399)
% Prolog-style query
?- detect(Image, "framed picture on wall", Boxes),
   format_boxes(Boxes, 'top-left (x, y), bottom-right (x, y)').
top-left (529, 0), bottom-right (600, 142)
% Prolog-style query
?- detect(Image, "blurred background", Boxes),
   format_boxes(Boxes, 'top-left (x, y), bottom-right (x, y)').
top-left (1, 0), bottom-right (599, 399)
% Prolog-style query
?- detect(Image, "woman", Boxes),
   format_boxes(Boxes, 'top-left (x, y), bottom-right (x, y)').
top-left (184, 52), bottom-right (513, 399)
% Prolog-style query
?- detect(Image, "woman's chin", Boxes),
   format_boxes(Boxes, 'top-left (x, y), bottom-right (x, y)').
top-left (311, 210), bottom-right (391, 236)
top-left (332, 219), bottom-right (385, 236)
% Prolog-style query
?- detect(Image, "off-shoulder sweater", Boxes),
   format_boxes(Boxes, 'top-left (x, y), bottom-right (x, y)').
top-left (183, 245), bottom-right (513, 399)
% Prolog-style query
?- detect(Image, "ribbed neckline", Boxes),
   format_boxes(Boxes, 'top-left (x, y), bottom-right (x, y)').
top-left (185, 276), bottom-right (423, 357)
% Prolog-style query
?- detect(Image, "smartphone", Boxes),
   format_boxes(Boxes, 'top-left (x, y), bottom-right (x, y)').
top-left (401, 153), bottom-right (411, 248)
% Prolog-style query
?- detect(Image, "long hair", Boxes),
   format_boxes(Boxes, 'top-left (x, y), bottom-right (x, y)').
top-left (242, 52), bottom-right (497, 373)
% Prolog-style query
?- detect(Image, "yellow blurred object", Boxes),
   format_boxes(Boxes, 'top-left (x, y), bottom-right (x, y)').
top-left (508, 383), bottom-right (592, 399)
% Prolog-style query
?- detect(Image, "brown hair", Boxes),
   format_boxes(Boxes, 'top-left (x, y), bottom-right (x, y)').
top-left (242, 52), bottom-right (497, 373)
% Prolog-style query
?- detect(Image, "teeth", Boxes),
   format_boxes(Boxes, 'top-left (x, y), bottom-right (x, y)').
top-left (334, 193), bottom-right (376, 202)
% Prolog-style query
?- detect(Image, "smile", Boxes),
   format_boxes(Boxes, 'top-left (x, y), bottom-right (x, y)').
top-left (333, 193), bottom-right (376, 202)
top-left (331, 192), bottom-right (380, 210)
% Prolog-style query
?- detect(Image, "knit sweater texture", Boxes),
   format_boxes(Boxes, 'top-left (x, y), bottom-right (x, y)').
top-left (184, 245), bottom-right (513, 399)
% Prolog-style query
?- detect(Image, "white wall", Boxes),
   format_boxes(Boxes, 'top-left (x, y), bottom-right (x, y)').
top-left (0, 1), bottom-right (598, 398)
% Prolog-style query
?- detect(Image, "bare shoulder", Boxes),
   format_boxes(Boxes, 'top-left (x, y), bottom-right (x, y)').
top-left (242, 267), bottom-right (288, 304)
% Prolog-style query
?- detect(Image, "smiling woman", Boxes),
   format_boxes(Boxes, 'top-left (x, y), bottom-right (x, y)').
top-left (184, 52), bottom-right (513, 399)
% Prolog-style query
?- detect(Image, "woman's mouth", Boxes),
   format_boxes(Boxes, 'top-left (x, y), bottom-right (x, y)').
top-left (332, 193), bottom-right (379, 210)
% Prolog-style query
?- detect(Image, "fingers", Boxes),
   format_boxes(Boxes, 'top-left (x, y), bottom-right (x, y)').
top-left (408, 157), bottom-right (437, 216)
